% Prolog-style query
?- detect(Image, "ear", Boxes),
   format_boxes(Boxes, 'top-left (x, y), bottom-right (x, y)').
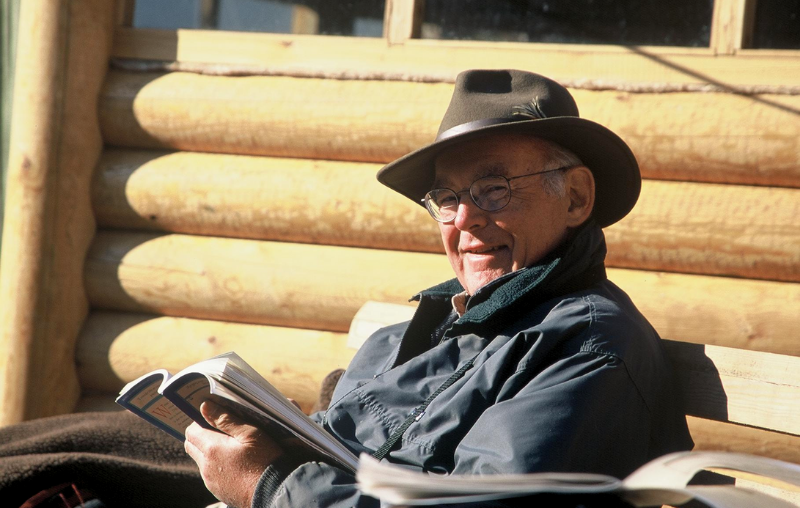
top-left (564, 167), bottom-right (595, 228)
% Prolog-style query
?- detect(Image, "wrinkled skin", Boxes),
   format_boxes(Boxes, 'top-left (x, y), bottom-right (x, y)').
top-left (185, 401), bottom-right (284, 508)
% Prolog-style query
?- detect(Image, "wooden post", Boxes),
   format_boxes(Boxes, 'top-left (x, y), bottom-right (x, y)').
top-left (710, 0), bottom-right (757, 54)
top-left (0, 0), bottom-right (114, 425)
top-left (115, 0), bottom-right (135, 27)
top-left (383, 0), bottom-right (425, 44)
top-left (291, 6), bottom-right (319, 35)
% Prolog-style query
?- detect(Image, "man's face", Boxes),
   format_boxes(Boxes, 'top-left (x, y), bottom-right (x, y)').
top-left (433, 134), bottom-right (575, 295)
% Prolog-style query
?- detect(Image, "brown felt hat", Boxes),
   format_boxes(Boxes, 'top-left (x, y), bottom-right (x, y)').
top-left (376, 69), bottom-right (641, 228)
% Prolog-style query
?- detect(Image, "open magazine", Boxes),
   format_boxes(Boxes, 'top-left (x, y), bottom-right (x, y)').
top-left (116, 351), bottom-right (358, 473)
top-left (357, 451), bottom-right (800, 507)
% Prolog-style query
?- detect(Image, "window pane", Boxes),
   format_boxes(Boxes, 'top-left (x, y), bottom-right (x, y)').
top-left (132, 0), bottom-right (385, 37)
top-left (752, 0), bottom-right (800, 49)
top-left (421, 0), bottom-right (713, 47)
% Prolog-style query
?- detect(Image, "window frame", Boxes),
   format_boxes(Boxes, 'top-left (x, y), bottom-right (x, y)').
top-left (114, 0), bottom-right (800, 89)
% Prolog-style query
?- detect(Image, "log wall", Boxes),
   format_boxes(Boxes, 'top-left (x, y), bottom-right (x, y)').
top-left (3, 6), bottom-right (798, 463)
top-left (81, 62), bottom-right (800, 421)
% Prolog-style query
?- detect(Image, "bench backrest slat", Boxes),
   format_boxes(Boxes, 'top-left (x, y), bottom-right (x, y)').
top-left (663, 340), bottom-right (800, 437)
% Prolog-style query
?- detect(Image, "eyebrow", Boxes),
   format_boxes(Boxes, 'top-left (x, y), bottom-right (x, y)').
top-left (432, 163), bottom-right (510, 189)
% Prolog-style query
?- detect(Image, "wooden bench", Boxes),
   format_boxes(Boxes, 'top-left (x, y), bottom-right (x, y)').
top-left (1, 2), bottom-right (798, 497)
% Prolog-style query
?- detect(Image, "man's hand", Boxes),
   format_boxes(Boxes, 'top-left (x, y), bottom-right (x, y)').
top-left (185, 401), bottom-right (284, 508)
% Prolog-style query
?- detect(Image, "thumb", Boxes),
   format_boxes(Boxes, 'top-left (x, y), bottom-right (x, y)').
top-left (200, 400), bottom-right (246, 436)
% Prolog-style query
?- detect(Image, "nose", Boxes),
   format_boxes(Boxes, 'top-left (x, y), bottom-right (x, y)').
top-left (452, 196), bottom-right (489, 231)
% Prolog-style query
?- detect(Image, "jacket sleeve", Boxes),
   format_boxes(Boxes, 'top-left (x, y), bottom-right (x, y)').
top-left (450, 349), bottom-right (653, 479)
top-left (250, 410), bottom-right (380, 507)
top-left (251, 458), bottom-right (378, 508)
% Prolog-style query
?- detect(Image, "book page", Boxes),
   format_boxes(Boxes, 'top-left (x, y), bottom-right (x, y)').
top-left (173, 375), bottom-right (213, 413)
top-left (356, 453), bottom-right (800, 507)
top-left (123, 378), bottom-right (193, 437)
top-left (356, 454), bottom-right (619, 505)
top-left (623, 452), bottom-right (800, 491)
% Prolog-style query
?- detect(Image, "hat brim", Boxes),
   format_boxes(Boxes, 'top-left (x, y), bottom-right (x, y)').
top-left (376, 116), bottom-right (640, 228)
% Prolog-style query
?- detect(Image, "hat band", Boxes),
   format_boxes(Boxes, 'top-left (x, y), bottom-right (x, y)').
top-left (436, 116), bottom-right (529, 142)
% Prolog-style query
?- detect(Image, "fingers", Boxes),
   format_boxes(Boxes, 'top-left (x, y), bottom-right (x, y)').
top-left (183, 422), bottom-right (212, 466)
top-left (191, 401), bottom-right (284, 457)
top-left (185, 420), bottom-right (222, 455)
top-left (200, 400), bottom-right (236, 430)
top-left (182, 405), bottom-right (286, 508)
top-left (200, 401), bottom-right (262, 442)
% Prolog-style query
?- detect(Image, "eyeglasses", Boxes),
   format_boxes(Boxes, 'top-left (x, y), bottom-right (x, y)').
top-left (422, 166), bottom-right (573, 223)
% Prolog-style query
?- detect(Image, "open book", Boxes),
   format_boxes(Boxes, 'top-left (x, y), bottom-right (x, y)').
top-left (357, 451), bottom-right (800, 507)
top-left (116, 351), bottom-right (358, 473)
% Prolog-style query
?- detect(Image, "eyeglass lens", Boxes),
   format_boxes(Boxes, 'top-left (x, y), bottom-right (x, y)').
top-left (424, 176), bottom-right (511, 222)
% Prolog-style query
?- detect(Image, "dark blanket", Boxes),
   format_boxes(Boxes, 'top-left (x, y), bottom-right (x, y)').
top-left (0, 410), bottom-right (217, 508)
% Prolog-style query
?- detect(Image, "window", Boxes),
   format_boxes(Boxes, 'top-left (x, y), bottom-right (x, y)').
top-left (420, 0), bottom-right (714, 47)
top-left (752, 0), bottom-right (800, 49)
top-left (132, 0), bottom-right (385, 37)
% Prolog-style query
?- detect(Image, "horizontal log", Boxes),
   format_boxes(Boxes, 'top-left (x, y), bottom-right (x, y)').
top-left (605, 180), bottom-right (800, 283)
top-left (92, 149), bottom-right (443, 253)
top-left (94, 149), bottom-right (800, 282)
top-left (85, 232), bottom-right (800, 355)
top-left (608, 270), bottom-right (800, 354)
top-left (76, 312), bottom-right (355, 413)
top-left (99, 70), bottom-right (448, 164)
top-left (85, 232), bottom-right (451, 333)
top-left (111, 27), bottom-right (800, 90)
top-left (98, 70), bottom-right (800, 187)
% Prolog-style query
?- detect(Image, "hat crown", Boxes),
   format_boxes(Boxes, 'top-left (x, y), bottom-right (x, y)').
top-left (437, 70), bottom-right (580, 138)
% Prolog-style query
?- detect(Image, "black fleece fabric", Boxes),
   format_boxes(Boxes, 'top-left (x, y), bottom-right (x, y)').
top-left (0, 410), bottom-right (216, 508)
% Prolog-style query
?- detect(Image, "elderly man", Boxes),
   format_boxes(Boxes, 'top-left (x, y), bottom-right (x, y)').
top-left (184, 69), bottom-right (693, 508)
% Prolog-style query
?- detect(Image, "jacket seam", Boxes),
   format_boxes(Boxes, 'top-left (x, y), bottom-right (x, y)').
top-left (356, 390), bottom-right (438, 454)
top-left (355, 390), bottom-right (398, 430)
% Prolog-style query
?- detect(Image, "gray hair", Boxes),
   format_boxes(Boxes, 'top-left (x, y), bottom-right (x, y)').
top-left (535, 140), bottom-right (583, 197)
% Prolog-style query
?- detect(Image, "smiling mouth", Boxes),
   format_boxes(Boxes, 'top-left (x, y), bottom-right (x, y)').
top-left (464, 246), bottom-right (507, 255)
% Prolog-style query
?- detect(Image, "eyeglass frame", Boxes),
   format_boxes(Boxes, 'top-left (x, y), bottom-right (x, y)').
top-left (421, 164), bottom-right (579, 223)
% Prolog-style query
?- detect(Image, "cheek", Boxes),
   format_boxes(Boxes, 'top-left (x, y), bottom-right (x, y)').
top-left (438, 224), bottom-right (459, 254)
top-left (512, 217), bottom-right (567, 265)
top-left (439, 225), bottom-right (465, 282)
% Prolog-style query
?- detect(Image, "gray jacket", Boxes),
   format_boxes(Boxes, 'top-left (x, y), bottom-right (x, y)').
top-left (253, 223), bottom-right (693, 507)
